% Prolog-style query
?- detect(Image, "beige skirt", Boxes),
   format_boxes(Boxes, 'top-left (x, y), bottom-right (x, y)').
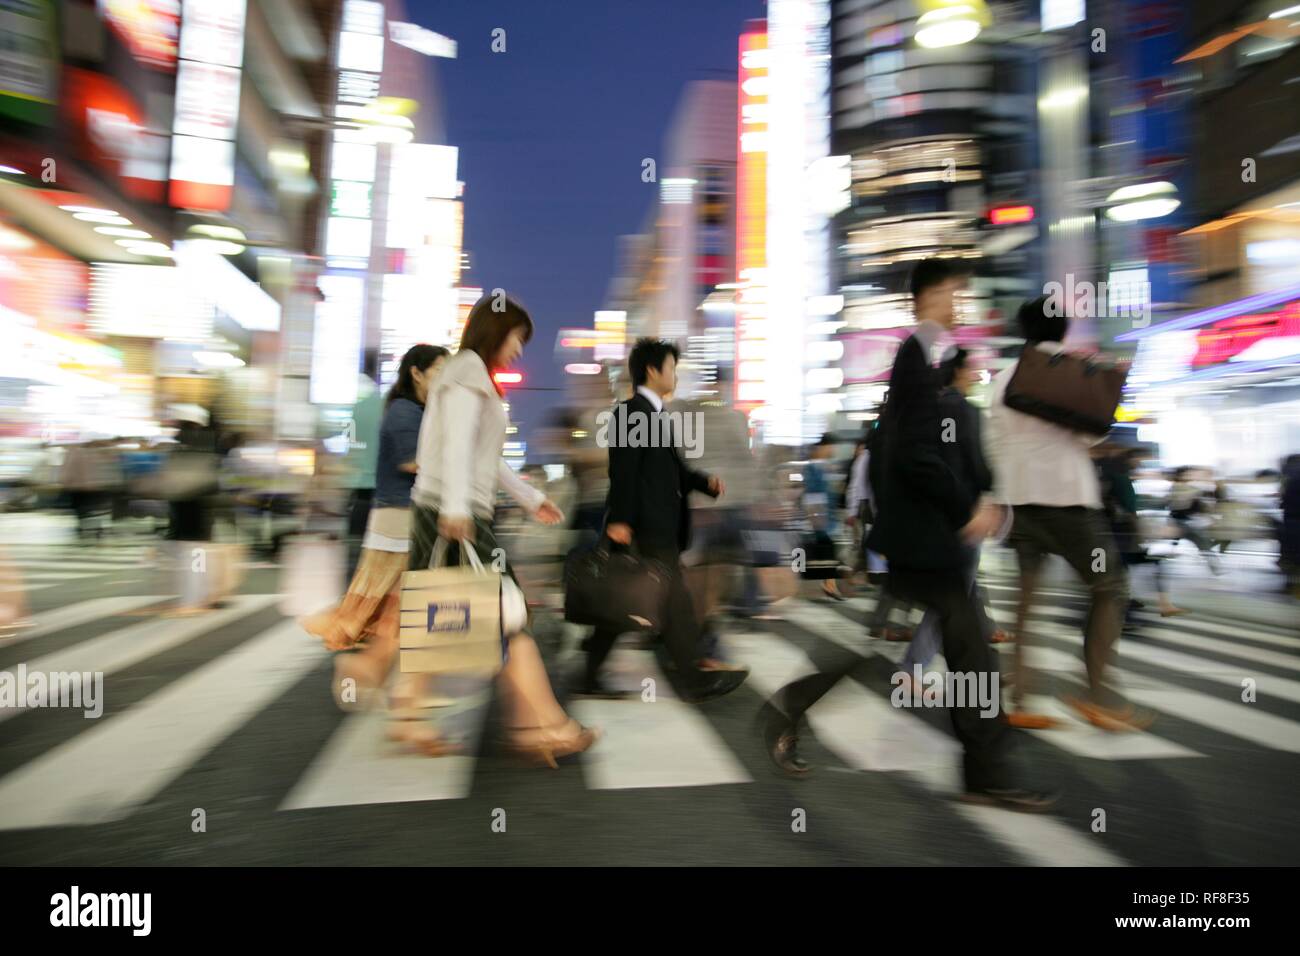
top-left (363, 506), bottom-right (411, 553)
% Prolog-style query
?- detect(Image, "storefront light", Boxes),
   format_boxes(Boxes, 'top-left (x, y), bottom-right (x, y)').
top-left (73, 212), bottom-right (132, 225)
top-left (95, 227), bottom-right (152, 239)
top-left (915, 5), bottom-right (983, 48)
top-left (60, 205), bottom-right (119, 216)
top-left (1106, 181), bottom-right (1180, 222)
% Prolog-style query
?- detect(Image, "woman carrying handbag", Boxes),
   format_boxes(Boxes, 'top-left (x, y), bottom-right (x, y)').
top-left (303, 344), bottom-right (452, 754)
top-left (410, 293), bottom-right (599, 767)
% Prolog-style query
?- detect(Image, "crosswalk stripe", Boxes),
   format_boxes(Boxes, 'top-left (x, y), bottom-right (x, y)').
top-left (732, 626), bottom-right (1124, 866)
top-left (1019, 642), bottom-right (1300, 753)
top-left (572, 647), bottom-right (752, 790)
top-left (993, 601), bottom-right (1300, 667)
top-left (1014, 616), bottom-right (1300, 705)
top-left (984, 594), bottom-right (1300, 651)
top-left (0, 594), bottom-right (278, 726)
top-left (794, 600), bottom-right (1204, 762)
top-left (0, 595), bottom-right (164, 648)
top-left (14, 572), bottom-right (106, 583)
top-left (280, 689), bottom-right (491, 811)
top-left (8, 561), bottom-right (151, 572)
top-left (0, 619), bottom-right (326, 831)
top-left (1017, 694), bottom-right (1203, 760)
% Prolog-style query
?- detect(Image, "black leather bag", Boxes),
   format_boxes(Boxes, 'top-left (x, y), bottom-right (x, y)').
top-left (563, 542), bottom-right (671, 633)
top-left (1004, 346), bottom-right (1128, 436)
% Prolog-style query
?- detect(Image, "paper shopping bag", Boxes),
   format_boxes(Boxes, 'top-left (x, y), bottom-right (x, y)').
top-left (399, 545), bottom-right (503, 678)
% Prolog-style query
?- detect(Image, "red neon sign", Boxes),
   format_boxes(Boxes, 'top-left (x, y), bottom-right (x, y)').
top-left (493, 371), bottom-right (523, 386)
top-left (990, 205), bottom-right (1035, 226)
top-left (1191, 301), bottom-right (1300, 368)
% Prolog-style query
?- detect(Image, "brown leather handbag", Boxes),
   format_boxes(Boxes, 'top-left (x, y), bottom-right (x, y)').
top-left (1003, 346), bottom-right (1128, 435)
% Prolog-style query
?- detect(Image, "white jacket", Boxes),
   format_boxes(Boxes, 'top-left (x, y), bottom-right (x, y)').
top-left (986, 342), bottom-right (1104, 508)
top-left (412, 350), bottom-right (544, 520)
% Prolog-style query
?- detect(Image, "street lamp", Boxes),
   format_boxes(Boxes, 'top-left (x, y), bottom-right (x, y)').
top-left (1105, 181), bottom-right (1181, 222)
top-left (915, 2), bottom-right (988, 48)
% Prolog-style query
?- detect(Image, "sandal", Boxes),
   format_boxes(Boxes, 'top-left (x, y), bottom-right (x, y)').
top-left (386, 718), bottom-right (462, 757)
top-left (502, 719), bottom-right (601, 769)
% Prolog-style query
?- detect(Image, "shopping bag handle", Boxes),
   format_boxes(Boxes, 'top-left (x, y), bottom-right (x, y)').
top-left (430, 536), bottom-right (486, 572)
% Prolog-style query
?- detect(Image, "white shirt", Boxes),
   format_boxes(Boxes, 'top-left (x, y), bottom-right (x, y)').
top-left (846, 449), bottom-right (872, 513)
top-left (636, 385), bottom-right (664, 412)
top-left (412, 350), bottom-right (545, 520)
top-left (986, 342), bottom-right (1104, 508)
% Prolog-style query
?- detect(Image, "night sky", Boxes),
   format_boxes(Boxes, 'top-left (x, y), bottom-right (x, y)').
top-left (406, 0), bottom-right (766, 441)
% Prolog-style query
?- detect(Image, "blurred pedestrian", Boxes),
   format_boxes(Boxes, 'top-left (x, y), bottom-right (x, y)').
top-left (1167, 466), bottom-right (1221, 575)
top-left (987, 295), bottom-right (1141, 732)
top-left (680, 372), bottom-right (756, 668)
top-left (342, 350), bottom-right (384, 579)
top-left (582, 338), bottom-right (749, 702)
top-left (1281, 454), bottom-right (1300, 598)
top-left (303, 344), bottom-right (451, 753)
top-left (803, 434), bottom-right (845, 600)
top-left (1099, 447), bottom-right (1183, 622)
top-left (901, 346), bottom-right (1005, 680)
top-left (764, 258), bottom-right (1055, 812)
top-left (411, 293), bottom-right (597, 766)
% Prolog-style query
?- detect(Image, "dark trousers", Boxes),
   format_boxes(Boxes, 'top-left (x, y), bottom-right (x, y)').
top-left (1009, 505), bottom-right (1127, 709)
top-left (770, 564), bottom-right (1015, 792)
top-left (584, 544), bottom-right (705, 688)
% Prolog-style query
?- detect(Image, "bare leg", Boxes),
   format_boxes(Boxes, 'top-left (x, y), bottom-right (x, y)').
top-left (496, 633), bottom-right (572, 738)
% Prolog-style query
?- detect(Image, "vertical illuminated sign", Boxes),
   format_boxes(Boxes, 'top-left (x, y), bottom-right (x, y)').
top-left (735, 27), bottom-right (768, 412)
top-left (168, 0), bottom-right (247, 210)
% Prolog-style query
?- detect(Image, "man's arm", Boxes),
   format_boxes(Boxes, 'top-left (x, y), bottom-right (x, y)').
top-left (605, 410), bottom-right (644, 529)
top-left (890, 342), bottom-right (974, 526)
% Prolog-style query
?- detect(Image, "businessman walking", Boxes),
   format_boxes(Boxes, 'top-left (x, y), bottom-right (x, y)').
top-left (576, 338), bottom-right (748, 703)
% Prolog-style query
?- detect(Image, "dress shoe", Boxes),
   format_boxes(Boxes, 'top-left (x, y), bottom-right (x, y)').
top-left (758, 704), bottom-right (810, 776)
top-left (682, 668), bottom-right (748, 703)
top-left (960, 787), bottom-right (1060, 813)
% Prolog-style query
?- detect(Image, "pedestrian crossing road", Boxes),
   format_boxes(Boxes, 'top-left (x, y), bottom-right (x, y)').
top-left (0, 567), bottom-right (1296, 866)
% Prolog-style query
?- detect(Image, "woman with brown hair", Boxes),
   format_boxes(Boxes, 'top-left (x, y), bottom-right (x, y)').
top-left (303, 343), bottom-right (452, 753)
top-left (410, 292), bottom-right (599, 767)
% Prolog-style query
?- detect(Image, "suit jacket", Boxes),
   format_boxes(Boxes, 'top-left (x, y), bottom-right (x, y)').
top-left (604, 392), bottom-right (717, 554)
top-left (937, 386), bottom-right (994, 503)
top-left (866, 333), bottom-right (975, 571)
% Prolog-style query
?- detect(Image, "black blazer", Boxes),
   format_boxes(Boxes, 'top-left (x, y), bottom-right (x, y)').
top-left (937, 386), bottom-right (994, 503)
top-left (866, 333), bottom-right (975, 571)
top-left (604, 392), bottom-right (717, 554)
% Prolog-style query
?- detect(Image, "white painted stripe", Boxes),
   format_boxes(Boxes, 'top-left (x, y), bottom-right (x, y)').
top-left (572, 647), bottom-right (751, 790)
top-left (1019, 643), bottom-right (1300, 754)
top-left (733, 626), bottom-right (1123, 866)
top-left (0, 594), bottom-right (278, 725)
top-left (1009, 615), bottom-right (1300, 705)
top-left (1004, 603), bottom-right (1300, 664)
top-left (0, 595), bottom-right (164, 648)
top-left (1018, 694), bottom-right (1202, 761)
top-left (0, 619), bottom-right (326, 830)
top-left (9, 561), bottom-right (151, 572)
top-left (281, 688), bottom-right (491, 811)
top-left (988, 598), bottom-right (1300, 652)
top-left (14, 572), bottom-right (104, 583)
top-left (785, 600), bottom-right (1201, 760)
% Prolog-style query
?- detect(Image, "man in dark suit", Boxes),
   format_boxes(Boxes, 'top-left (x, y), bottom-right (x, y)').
top-left (760, 259), bottom-right (1056, 811)
top-left (576, 338), bottom-right (748, 703)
